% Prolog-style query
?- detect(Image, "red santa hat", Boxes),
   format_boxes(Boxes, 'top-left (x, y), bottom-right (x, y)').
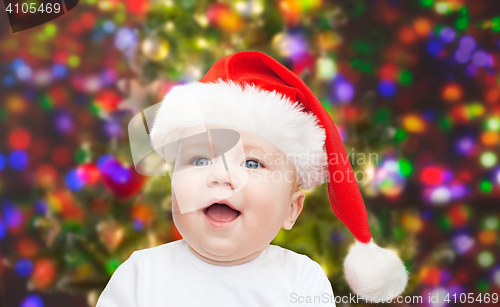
top-left (149, 51), bottom-right (408, 300)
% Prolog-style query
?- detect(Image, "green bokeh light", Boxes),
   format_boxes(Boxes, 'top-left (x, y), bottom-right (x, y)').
top-left (40, 95), bottom-right (53, 110)
top-left (394, 129), bottom-right (407, 142)
top-left (421, 0), bottom-right (433, 7)
top-left (492, 17), bottom-right (500, 32)
top-left (0, 110), bottom-right (7, 121)
top-left (75, 148), bottom-right (89, 164)
top-left (480, 180), bottom-right (492, 193)
top-left (398, 70), bottom-right (413, 85)
top-left (352, 40), bottom-right (373, 54)
top-left (477, 280), bottom-right (489, 293)
top-left (439, 116), bottom-right (453, 131)
top-left (455, 17), bottom-right (469, 30)
top-left (105, 258), bottom-right (121, 275)
top-left (398, 160), bottom-right (413, 177)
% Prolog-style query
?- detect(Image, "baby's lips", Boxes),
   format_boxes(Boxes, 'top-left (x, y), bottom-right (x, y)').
top-left (205, 198), bottom-right (240, 212)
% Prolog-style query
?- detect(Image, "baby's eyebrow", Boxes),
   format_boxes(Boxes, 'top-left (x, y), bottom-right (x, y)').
top-left (178, 140), bottom-right (213, 155)
top-left (242, 144), bottom-right (268, 155)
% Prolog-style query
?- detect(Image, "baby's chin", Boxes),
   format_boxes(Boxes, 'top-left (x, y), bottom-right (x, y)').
top-left (190, 237), bottom-right (265, 264)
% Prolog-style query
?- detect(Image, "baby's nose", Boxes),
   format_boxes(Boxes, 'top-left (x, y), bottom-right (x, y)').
top-left (209, 180), bottom-right (233, 188)
top-left (206, 157), bottom-right (235, 190)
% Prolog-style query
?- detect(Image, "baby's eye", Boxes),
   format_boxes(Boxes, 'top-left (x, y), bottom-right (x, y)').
top-left (241, 159), bottom-right (262, 169)
top-left (193, 157), bottom-right (212, 167)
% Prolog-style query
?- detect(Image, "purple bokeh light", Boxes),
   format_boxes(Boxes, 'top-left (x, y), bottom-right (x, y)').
top-left (456, 136), bottom-right (474, 154)
top-left (440, 27), bottom-right (456, 42)
top-left (335, 81), bottom-right (355, 102)
top-left (472, 51), bottom-right (490, 67)
top-left (459, 36), bottom-right (476, 52)
top-left (455, 49), bottom-right (471, 64)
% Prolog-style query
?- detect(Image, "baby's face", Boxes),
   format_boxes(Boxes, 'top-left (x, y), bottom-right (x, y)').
top-left (170, 125), bottom-right (304, 264)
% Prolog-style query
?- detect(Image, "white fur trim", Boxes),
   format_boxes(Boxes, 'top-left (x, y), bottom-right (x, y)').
top-left (149, 80), bottom-right (328, 190)
top-left (344, 240), bottom-right (408, 301)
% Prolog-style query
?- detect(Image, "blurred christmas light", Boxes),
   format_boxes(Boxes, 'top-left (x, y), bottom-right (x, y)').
top-left (442, 83), bottom-right (462, 102)
top-left (472, 51), bottom-right (491, 67)
top-left (8, 128), bottom-right (31, 150)
top-left (403, 114), bottom-right (425, 133)
top-left (103, 21), bottom-right (115, 33)
top-left (378, 80), bottom-right (397, 98)
top-left (54, 112), bottom-right (74, 134)
top-left (66, 169), bottom-right (85, 192)
top-left (31, 259), bottom-right (56, 289)
top-left (478, 230), bottom-right (497, 246)
top-left (419, 266), bottom-right (441, 286)
top-left (9, 150), bottom-right (28, 170)
top-left (430, 186), bottom-right (451, 205)
top-left (402, 213), bottom-right (423, 233)
top-left (464, 64), bottom-right (477, 77)
top-left (316, 56), bottom-right (337, 80)
top-left (478, 251), bottom-right (494, 267)
top-left (479, 180), bottom-right (492, 192)
top-left (272, 32), bottom-right (309, 60)
top-left (421, 166), bottom-right (443, 185)
top-left (480, 152), bottom-right (497, 168)
top-left (450, 184), bottom-right (467, 199)
top-left (414, 18), bottom-right (431, 36)
top-left (456, 136), bottom-right (474, 154)
top-left (334, 80), bottom-right (354, 102)
top-left (398, 159), bottom-right (413, 177)
top-left (459, 36), bottom-right (476, 52)
top-left (481, 131), bottom-right (499, 146)
top-left (97, 154), bottom-right (115, 171)
top-left (114, 27), bottom-right (138, 51)
top-left (141, 37), bottom-right (170, 61)
top-left (493, 268), bottom-right (500, 286)
top-left (440, 27), bottom-right (456, 42)
top-left (0, 219), bottom-right (5, 240)
top-left (77, 163), bottom-right (100, 184)
top-left (398, 70), bottom-right (413, 85)
top-left (15, 259), bottom-right (33, 277)
top-left (52, 64), bottom-right (67, 78)
top-left (453, 233), bottom-right (474, 254)
top-left (0, 153), bottom-right (5, 171)
top-left (20, 294), bottom-right (44, 307)
top-left (486, 116), bottom-right (500, 131)
top-left (427, 39), bottom-right (444, 57)
top-left (483, 216), bottom-right (500, 230)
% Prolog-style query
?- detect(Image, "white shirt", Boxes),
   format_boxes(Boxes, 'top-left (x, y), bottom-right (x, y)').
top-left (96, 239), bottom-right (336, 307)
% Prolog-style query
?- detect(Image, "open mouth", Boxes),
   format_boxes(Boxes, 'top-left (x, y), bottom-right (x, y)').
top-left (203, 202), bottom-right (241, 227)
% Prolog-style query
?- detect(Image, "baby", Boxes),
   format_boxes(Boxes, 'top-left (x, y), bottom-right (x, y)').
top-left (96, 51), bottom-right (407, 307)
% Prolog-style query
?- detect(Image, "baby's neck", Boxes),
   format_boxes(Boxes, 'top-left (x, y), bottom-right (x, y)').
top-left (187, 244), bottom-right (265, 266)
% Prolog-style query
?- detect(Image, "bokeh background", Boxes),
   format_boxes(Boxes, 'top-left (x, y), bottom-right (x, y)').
top-left (1, 0), bottom-right (500, 306)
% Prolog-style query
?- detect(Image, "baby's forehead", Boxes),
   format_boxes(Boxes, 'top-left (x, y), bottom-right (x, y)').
top-left (180, 124), bottom-right (280, 153)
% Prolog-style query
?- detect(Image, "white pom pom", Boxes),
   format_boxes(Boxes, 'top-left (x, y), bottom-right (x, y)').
top-left (344, 239), bottom-right (408, 302)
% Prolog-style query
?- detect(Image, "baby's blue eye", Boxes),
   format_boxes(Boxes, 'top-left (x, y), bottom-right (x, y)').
top-left (242, 159), bottom-right (261, 169)
top-left (194, 157), bottom-right (212, 167)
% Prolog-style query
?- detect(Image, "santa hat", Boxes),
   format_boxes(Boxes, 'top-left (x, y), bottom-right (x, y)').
top-left (149, 51), bottom-right (408, 300)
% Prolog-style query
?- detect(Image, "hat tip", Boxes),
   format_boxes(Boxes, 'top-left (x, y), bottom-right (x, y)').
top-left (343, 239), bottom-right (408, 302)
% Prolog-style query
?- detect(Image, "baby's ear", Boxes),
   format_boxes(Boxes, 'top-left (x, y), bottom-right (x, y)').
top-left (282, 190), bottom-right (305, 230)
